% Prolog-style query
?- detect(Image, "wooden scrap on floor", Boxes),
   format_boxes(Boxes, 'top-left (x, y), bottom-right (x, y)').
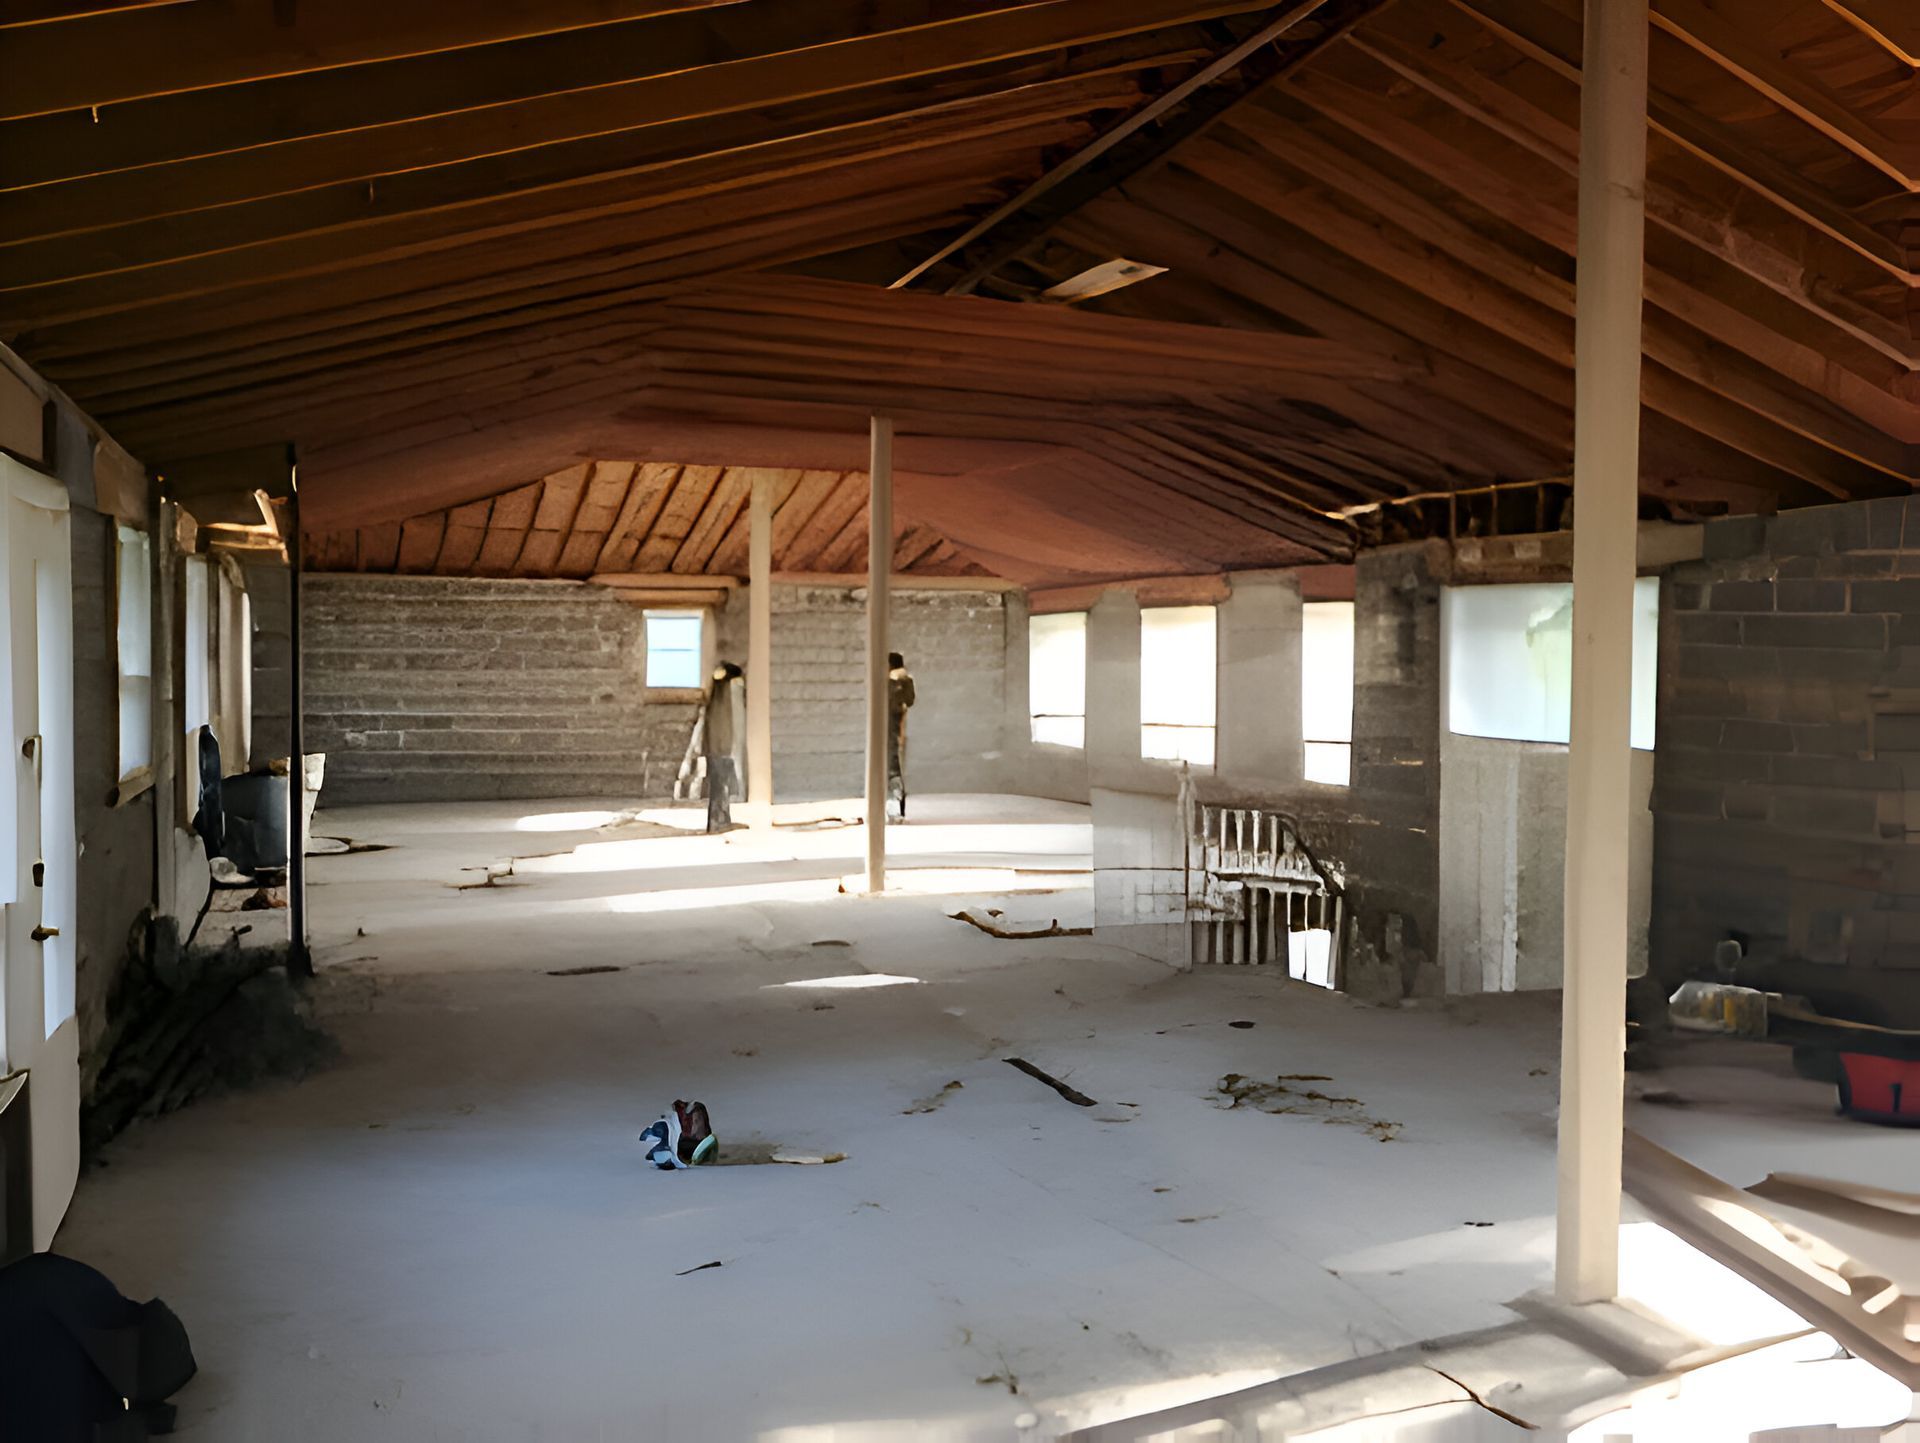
top-left (1004, 1057), bottom-right (1096, 1107)
top-left (950, 910), bottom-right (1091, 939)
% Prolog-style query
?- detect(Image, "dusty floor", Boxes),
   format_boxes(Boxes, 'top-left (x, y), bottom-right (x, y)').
top-left (53, 795), bottom-right (1911, 1441)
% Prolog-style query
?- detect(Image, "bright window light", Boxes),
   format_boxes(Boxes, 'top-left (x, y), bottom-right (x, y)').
top-left (1141, 605), bottom-right (1216, 765)
top-left (115, 525), bottom-right (152, 781)
top-left (1029, 611), bottom-right (1087, 748)
top-left (768, 974), bottom-right (922, 990)
top-left (1288, 929), bottom-right (1335, 988)
top-left (645, 610), bottom-right (703, 689)
top-left (514, 809), bottom-right (622, 832)
top-left (1302, 601), bottom-right (1354, 786)
top-left (183, 554), bottom-right (210, 733)
top-left (1445, 578), bottom-right (1659, 750)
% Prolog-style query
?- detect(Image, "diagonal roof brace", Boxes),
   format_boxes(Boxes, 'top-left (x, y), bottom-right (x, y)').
top-left (891, 0), bottom-right (1383, 296)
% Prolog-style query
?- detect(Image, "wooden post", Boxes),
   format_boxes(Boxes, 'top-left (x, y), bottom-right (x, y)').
top-left (745, 470), bottom-right (774, 828)
top-left (151, 498), bottom-right (180, 922)
top-left (865, 417), bottom-right (893, 894)
top-left (1557, 0), bottom-right (1647, 1305)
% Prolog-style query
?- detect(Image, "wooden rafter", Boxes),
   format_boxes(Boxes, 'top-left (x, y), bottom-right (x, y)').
top-left (1, 0), bottom-right (1916, 588)
top-left (308, 460), bottom-right (995, 580)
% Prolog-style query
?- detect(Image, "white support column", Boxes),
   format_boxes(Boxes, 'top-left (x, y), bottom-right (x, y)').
top-left (1557, 0), bottom-right (1648, 1306)
top-left (745, 470), bottom-right (774, 829)
top-left (865, 416), bottom-right (893, 894)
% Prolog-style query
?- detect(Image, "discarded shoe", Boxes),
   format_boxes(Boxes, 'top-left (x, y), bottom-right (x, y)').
top-left (640, 1099), bottom-right (716, 1168)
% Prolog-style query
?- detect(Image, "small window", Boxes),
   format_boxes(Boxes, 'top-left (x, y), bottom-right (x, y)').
top-left (1445, 578), bottom-right (1659, 750)
top-left (1140, 605), bottom-right (1216, 766)
top-left (645, 610), bottom-right (704, 689)
top-left (1028, 611), bottom-right (1087, 748)
top-left (115, 525), bottom-right (152, 782)
top-left (1302, 601), bottom-right (1355, 786)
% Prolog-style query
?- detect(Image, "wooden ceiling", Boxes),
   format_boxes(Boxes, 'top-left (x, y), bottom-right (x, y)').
top-left (3, 0), bottom-right (1919, 586)
top-left (305, 461), bottom-right (988, 579)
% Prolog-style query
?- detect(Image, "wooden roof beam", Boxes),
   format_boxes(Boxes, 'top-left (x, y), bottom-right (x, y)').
top-left (0, 0), bottom-right (742, 120)
top-left (20, 150), bottom-right (1003, 366)
top-left (0, 77), bottom-right (1118, 292)
top-left (909, 0), bottom-right (1386, 296)
top-left (1297, 28), bottom-right (1914, 365)
top-left (0, 121), bottom-right (1075, 329)
top-left (60, 190), bottom-right (983, 413)
top-left (2, 0), bottom-right (1256, 191)
top-left (1451, 0), bottom-right (1910, 277)
top-left (1820, 0), bottom-right (1920, 67)
top-left (1648, 0), bottom-right (1915, 189)
top-left (1215, 102), bottom-right (1915, 474)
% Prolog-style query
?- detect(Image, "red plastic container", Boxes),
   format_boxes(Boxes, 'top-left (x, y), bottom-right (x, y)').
top-left (1837, 1052), bottom-right (1920, 1126)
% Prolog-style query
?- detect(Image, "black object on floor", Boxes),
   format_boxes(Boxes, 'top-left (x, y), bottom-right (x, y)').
top-left (0, 1252), bottom-right (196, 1441)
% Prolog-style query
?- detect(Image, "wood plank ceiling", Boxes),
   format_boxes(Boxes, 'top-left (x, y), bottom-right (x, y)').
top-left (2, 0), bottom-right (1918, 585)
top-left (305, 462), bottom-right (987, 580)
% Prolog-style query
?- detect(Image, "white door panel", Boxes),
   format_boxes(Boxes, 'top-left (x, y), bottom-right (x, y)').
top-left (0, 455), bottom-right (76, 1249)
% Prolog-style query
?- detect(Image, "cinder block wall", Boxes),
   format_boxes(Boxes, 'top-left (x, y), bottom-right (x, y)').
top-left (305, 576), bottom-right (696, 803)
top-left (770, 584), bottom-right (1009, 799)
top-left (305, 575), bottom-right (1009, 805)
top-left (1655, 496), bottom-right (1920, 1024)
top-left (243, 559), bottom-right (291, 768)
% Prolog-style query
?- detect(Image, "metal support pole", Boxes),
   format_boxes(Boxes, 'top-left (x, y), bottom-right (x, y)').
top-left (864, 417), bottom-right (893, 894)
top-left (1557, 0), bottom-right (1648, 1305)
top-left (287, 482), bottom-right (311, 979)
top-left (746, 470), bottom-right (774, 829)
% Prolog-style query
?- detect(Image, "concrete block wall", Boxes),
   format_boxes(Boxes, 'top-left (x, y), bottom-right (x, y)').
top-left (305, 575), bottom-right (696, 803)
top-left (242, 560), bottom-right (291, 768)
top-left (769, 583), bottom-right (1009, 800)
top-left (1654, 495), bottom-right (1920, 1024)
top-left (305, 575), bottom-right (1011, 805)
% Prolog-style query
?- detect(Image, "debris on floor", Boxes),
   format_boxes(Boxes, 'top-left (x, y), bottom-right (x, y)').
top-left (84, 916), bottom-right (337, 1151)
top-left (1215, 1073), bottom-right (1402, 1141)
top-left (772, 1150), bottom-right (847, 1165)
top-left (454, 861), bottom-right (517, 891)
top-left (545, 964), bottom-right (623, 977)
top-left (950, 909), bottom-right (1092, 940)
top-left (904, 1080), bottom-right (963, 1115)
top-left (640, 1101), bottom-right (717, 1169)
top-left (1005, 1056), bottom-right (1097, 1107)
top-left (307, 836), bottom-right (394, 856)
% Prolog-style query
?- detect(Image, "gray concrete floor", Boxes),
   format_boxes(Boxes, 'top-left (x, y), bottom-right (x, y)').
top-left (53, 795), bottom-right (1898, 1442)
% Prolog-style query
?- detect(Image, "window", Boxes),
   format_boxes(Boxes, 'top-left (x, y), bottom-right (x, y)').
top-left (1445, 578), bottom-right (1659, 750)
top-left (645, 610), bottom-right (704, 689)
top-left (1028, 611), bottom-right (1087, 747)
top-left (1302, 601), bottom-right (1355, 786)
top-left (213, 566), bottom-right (251, 769)
top-left (183, 554), bottom-right (210, 735)
top-left (115, 525), bottom-right (152, 783)
top-left (1140, 605), bottom-right (1216, 765)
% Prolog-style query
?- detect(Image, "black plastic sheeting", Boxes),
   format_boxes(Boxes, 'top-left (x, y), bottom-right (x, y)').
top-left (0, 1252), bottom-right (196, 1441)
